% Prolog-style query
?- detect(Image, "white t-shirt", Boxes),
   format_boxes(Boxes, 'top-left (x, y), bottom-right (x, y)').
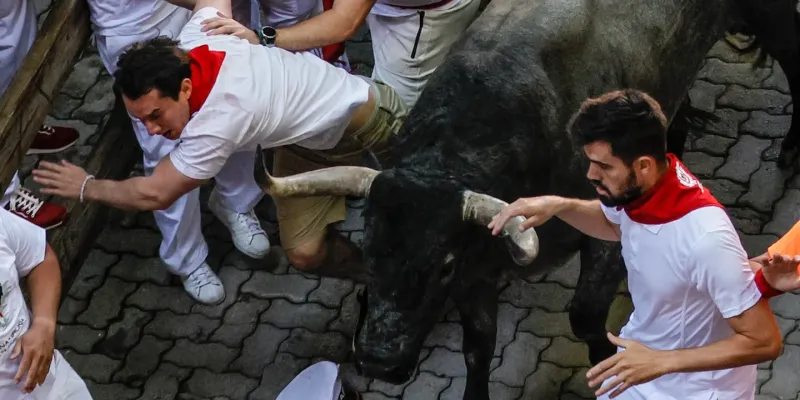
top-left (169, 7), bottom-right (371, 181)
top-left (598, 205), bottom-right (761, 400)
top-left (0, 208), bottom-right (67, 399)
top-left (87, 0), bottom-right (179, 37)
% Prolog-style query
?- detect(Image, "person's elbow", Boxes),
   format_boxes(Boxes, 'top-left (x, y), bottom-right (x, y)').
top-left (759, 333), bottom-right (783, 361)
top-left (749, 322), bottom-right (783, 362)
top-left (331, 13), bottom-right (362, 42)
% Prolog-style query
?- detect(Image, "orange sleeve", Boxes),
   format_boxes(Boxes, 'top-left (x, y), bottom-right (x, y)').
top-left (768, 219), bottom-right (800, 256)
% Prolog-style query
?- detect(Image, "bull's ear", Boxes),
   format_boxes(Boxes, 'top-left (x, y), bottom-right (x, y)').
top-left (366, 172), bottom-right (406, 206)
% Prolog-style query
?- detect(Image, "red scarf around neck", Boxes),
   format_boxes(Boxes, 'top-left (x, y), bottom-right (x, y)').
top-left (186, 45), bottom-right (226, 115)
top-left (619, 153), bottom-right (723, 224)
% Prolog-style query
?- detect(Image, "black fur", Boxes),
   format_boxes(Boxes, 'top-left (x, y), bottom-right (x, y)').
top-left (350, 0), bottom-right (799, 398)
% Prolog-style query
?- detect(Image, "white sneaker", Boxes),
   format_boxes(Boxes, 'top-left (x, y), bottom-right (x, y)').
top-left (208, 189), bottom-right (270, 259)
top-left (182, 263), bottom-right (225, 305)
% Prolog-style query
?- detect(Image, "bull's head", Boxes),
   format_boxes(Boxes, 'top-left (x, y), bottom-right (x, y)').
top-left (254, 146), bottom-right (539, 383)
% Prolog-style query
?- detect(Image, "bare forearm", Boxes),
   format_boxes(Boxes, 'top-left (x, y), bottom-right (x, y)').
top-left (275, 8), bottom-right (368, 50)
top-left (555, 198), bottom-right (620, 241)
top-left (662, 302), bottom-right (781, 373)
top-left (27, 246), bottom-right (61, 331)
top-left (662, 334), bottom-right (780, 374)
top-left (84, 178), bottom-right (169, 211)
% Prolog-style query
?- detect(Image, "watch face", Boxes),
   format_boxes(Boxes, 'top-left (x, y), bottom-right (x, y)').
top-left (261, 26), bottom-right (277, 39)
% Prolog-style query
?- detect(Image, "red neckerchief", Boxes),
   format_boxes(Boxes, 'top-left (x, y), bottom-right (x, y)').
top-left (619, 153), bottom-right (723, 224)
top-left (186, 45), bottom-right (226, 114)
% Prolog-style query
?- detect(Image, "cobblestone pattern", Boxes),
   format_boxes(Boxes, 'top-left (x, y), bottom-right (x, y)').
top-left (10, 3), bottom-right (800, 399)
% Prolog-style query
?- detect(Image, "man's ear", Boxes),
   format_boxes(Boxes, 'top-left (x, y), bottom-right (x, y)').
top-left (634, 155), bottom-right (657, 175)
top-left (181, 78), bottom-right (193, 99)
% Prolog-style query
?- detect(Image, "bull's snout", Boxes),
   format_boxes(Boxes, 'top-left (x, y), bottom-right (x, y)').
top-left (354, 353), bottom-right (416, 384)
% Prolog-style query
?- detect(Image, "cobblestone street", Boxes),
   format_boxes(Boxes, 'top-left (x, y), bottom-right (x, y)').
top-left (12, 1), bottom-right (800, 399)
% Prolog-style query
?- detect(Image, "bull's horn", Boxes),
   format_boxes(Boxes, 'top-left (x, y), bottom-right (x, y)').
top-left (254, 145), bottom-right (380, 197)
top-left (461, 191), bottom-right (540, 266)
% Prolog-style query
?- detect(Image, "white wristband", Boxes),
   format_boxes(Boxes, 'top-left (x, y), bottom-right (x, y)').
top-left (80, 175), bottom-right (95, 203)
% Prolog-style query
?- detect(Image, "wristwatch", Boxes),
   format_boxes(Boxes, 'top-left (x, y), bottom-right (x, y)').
top-left (254, 26), bottom-right (277, 47)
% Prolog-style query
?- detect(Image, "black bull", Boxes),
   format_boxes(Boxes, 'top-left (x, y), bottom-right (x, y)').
top-left (254, 0), bottom-right (800, 398)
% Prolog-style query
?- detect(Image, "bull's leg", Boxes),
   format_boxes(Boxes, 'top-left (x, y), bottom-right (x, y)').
top-left (569, 237), bottom-right (626, 365)
top-left (734, 0), bottom-right (800, 168)
top-left (454, 280), bottom-right (498, 400)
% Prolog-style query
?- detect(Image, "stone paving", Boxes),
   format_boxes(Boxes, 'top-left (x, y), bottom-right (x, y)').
top-left (7, 3), bottom-right (800, 400)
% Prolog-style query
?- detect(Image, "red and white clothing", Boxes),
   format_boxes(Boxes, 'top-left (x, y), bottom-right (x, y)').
top-left (367, 0), bottom-right (481, 108)
top-left (0, 209), bottom-right (91, 399)
top-left (170, 7), bottom-right (372, 180)
top-left (598, 154), bottom-right (761, 400)
top-left (89, 0), bottom-right (265, 276)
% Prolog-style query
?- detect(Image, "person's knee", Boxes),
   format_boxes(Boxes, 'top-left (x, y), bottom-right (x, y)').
top-left (285, 235), bottom-right (327, 270)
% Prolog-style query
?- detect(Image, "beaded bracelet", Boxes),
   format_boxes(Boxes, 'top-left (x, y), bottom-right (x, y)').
top-left (80, 175), bottom-right (95, 203)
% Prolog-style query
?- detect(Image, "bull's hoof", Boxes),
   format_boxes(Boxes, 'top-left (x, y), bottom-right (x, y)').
top-left (587, 338), bottom-right (617, 366)
top-left (777, 147), bottom-right (799, 170)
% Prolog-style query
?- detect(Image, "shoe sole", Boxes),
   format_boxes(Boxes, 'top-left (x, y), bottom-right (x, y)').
top-left (43, 220), bottom-right (64, 230)
top-left (25, 139), bottom-right (80, 155)
top-left (208, 193), bottom-right (270, 259)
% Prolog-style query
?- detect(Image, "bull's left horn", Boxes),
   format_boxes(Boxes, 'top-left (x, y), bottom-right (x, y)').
top-left (461, 191), bottom-right (540, 266)
top-left (254, 145), bottom-right (380, 198)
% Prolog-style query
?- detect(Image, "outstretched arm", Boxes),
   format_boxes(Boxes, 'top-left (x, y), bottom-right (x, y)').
top-left (274, 0), bottom-right (375, 50)
top-left (32, 157), bottom-right (203, 211)
top-left (488, 195), bottom-right (621, 242)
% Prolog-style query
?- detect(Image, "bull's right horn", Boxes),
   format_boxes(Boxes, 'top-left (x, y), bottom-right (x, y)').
top-left (254, 145), bottom-right (380, 198)
top-left (461, 190), bottom-right (540, 266)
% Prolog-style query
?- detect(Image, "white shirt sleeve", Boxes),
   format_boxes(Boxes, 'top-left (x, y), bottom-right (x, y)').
top-left (0, 209), bottom-right (46, 277)
top-left (600, 204), bottom-right (623, 225)
top-left (689, 229), bottom-right (762, 319)
top-left (170, 105), bottom-right (251, 180)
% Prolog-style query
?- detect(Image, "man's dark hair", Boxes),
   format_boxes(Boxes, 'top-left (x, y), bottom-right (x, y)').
top-left (567, 89), bottom-right (668, 165)
top-left (113, 36), bottom-right (191, 101)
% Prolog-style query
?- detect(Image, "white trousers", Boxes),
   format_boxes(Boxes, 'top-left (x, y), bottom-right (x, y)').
top-left (94, 8), bottom-right (264, 276)
top-left (0, 0), bottom-right (38, 205)
top-left (368, 0), bottom-right (480, 108)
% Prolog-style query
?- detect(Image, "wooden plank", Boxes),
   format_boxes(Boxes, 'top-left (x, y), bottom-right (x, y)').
top-left (0, 0), bottom-right (92, 197)
top-left (47, 99), bottom-right (141, 296)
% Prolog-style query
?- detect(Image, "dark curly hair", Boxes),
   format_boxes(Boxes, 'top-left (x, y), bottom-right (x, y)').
top-left (567, 89), bottom-right (668, 165)
top-left (113, 36), bottom-right (191, 101)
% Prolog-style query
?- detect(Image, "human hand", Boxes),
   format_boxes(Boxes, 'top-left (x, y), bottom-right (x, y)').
top-left (12, 318), bottom-right (55, 393)
top-left (32, 160), bottom-right (90, 200)
top-left (201, 11), bottom-right (259, 44)
top-left (586, 332), bottom-right (669, 398)
top-left (761, 253), bottom-right (800, 292)
top-left (487, 195), bottom-right (563, 236)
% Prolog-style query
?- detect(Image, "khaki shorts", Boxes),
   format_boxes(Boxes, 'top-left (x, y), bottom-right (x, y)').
top-left (272, 79), bottom-right (408, 249)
